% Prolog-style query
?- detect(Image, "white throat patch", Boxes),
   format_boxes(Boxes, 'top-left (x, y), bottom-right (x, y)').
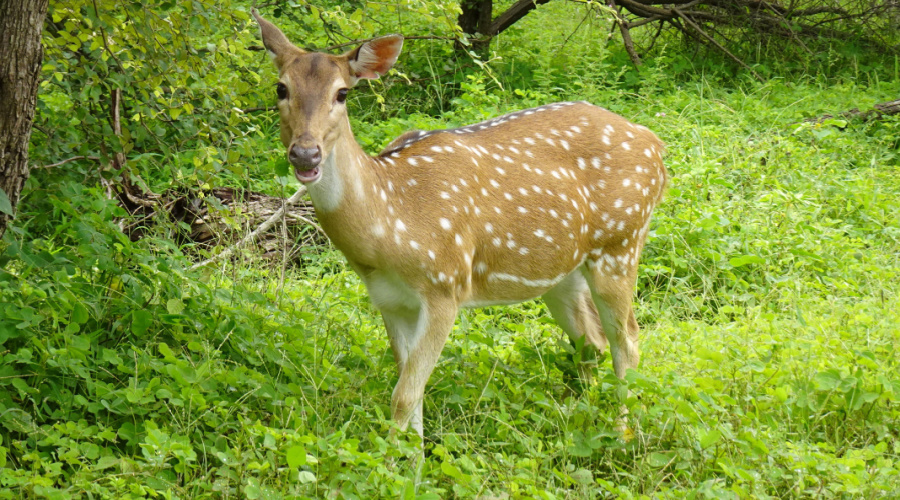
top-left (306, 150), bottom-right (344, 213)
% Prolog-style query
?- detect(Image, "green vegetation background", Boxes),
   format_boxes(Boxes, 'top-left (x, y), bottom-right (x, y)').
top-left (1, 0), bottom-right (899, 498)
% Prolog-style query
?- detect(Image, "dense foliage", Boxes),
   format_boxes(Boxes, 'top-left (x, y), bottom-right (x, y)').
top-left (2, 0), bottom-right (899, 498)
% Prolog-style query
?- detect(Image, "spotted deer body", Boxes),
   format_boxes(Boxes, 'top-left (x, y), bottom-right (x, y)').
top-left (253, 10), bottom-right (667, 437)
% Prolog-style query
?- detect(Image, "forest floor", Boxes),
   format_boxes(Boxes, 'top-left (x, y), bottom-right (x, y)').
top-left (3, 64), bottom-right (900, 498)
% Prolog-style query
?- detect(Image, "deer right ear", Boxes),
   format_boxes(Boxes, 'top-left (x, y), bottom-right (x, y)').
top-left (347, 35), bottom-right (403, 84)
top-left (252, 8), bottom-right (304, 70)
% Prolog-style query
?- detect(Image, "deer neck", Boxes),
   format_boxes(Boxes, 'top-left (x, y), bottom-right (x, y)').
top-left (305, 117), bottom-right (383, 266)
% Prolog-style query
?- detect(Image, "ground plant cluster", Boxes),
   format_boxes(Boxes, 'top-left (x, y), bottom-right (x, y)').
top-left (1, 0), bottom-right (899, 498)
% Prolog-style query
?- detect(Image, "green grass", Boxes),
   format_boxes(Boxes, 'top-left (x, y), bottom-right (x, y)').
top-left (3, 46), bottom-right (900, 500)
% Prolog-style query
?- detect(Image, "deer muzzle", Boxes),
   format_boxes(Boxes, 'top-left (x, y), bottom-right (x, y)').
top-left (289, 143), bottom-right (322, 183)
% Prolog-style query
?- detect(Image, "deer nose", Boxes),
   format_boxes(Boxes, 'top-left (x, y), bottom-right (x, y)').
top-left (288, 144), bottom-right (321, 170)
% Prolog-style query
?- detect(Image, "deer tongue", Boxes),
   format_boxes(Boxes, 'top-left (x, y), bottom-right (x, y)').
top-left (294, 165), bottom-right (321, 183)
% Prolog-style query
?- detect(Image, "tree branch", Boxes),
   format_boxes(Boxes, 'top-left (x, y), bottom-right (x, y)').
top-left (36, 156), bottom-right (101, 169)
top-left (610, 1), bottom-right (642, 66)
top-left (487, 0), bottom-right (554, 37)
top-left (673, 8), bottom-right (764, 82)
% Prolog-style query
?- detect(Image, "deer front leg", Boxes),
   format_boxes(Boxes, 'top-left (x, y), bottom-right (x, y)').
top-left (382, 296), bottom-right (458, 438)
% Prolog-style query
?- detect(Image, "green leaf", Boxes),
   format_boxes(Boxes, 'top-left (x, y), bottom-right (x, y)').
top-left (72, 302), bottom-right (89, 324)
top-left (815, 369), bottom-right (843, 391)
top-left (729, 254), bottom-right (765, 267)
top-left (648, 451), bottom-right (675, 468)
top-left (273, 157), bottom-right (291, 177)
top-left (699, 429), bottom-right (721, 449)
top-left (166, 298), bottom-right (185, 314)
top-left (696, 347), bottom-right (724, 363)
top-left (822, 118), bottom-right (848, 128)
top-left (286, 445), bottom-right (306, 468)
top-left (95, 456), bottom-right (119, 470)
top-left (568, 430), bottom-right (593, 457)
top-left (402, 479), bottom-right (415, 500)
top-left (131, 310), bottom-right (152, 335)
top-left (570, 468), bottom-right (593, 485)
top-left (441, 461), bottom-right (463, 479)
top-left (297, 471), bottom-right (316, 484)
top-left (158, 342), bottom-right (175, 359)
top-left (0, 187), bottom-right (12, 216)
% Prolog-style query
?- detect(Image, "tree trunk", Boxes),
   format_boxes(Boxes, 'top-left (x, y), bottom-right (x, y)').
top-left (458, 0), bottom-right (493, 36)
top-left (457, 0), bottom-right (493, 52)
top-left (0, 0), bottom-right (48, 239)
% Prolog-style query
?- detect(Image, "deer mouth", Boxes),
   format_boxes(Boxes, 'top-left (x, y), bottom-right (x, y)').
top-left (294, 165), bottom-right (322, 184)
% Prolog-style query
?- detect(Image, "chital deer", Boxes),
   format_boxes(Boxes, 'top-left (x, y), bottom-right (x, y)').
top-left (253, 10), bottom-right (667, 438)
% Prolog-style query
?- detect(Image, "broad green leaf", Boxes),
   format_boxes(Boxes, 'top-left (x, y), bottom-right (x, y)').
top-left (570, 468), bottom-right (593, 485)
top-left (696, 347), bottom-right (724, 363)
top-left (131, 310), bottom-right (152, 335)
top-left (699, 429), bottom-right (721, 449)
top-left (729, 255), bottom-right (765, 267)
top-left (402, 479), bottom-right (415, 500)
top-left (72, 302), bottom-right (89, 324)
top-left (95, 456), bottom-right (119, 470)
top-left (158, 342), bottom-right (175, 359)
top-left (648, 451), bottom-right (675, 467)
top-left (166, 298), bottom-right (185, 314)
top-left (286, 445), bottom-right (306, 468)
top-left (441, 461), bottom-right (463, 479)
top-left (244, 484), bottom-right (260, 499)
top-left (273, 157), bottom-right (291, 177)
top-left (0, 187), bottom-right (12, 216)
top-left (815, 369), bottom-right (843, 392)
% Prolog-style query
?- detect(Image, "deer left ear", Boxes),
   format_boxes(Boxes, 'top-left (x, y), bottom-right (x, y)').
top-left (347, 35), bottom-right (404, 84)
top-left (252, 8), bottom-right (305, 70)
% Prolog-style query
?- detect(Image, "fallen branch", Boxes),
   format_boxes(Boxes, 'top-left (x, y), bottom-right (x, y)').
top-left (189, 185), bottom-right (311, 270)
top-left (807, 99), bottom-right (900, 123)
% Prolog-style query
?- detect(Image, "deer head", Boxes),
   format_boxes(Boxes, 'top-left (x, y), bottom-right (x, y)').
top-left (252, 8), bottom-right (402, 184)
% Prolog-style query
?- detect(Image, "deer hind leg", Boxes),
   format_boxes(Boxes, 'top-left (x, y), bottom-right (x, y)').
top-left (382, 297), bottom-right (458, 439)
top-left (542, 270), bottom-right (609, 386)
top-left (580, 258), bottom-right (641, 435)
top-left (579, 260), bottom-right (640, 380)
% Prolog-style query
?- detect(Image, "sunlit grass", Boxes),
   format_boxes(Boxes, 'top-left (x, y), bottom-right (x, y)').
top-left (3, 32), bottom-right (900, 500)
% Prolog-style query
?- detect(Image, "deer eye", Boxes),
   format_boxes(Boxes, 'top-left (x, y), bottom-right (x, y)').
top-left (276, 83), bottom-right (288, 100)
top-left (336, 88), bottom-right (349, 103)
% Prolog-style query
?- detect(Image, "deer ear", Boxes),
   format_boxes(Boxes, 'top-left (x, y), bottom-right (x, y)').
top-left (252, 8), bottom-right (304, 70)
top-left (347, 35), bottom-right (403, 84)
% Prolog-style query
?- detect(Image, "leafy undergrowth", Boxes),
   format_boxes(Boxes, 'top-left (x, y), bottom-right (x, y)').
top-left (3, 62), bottom-right (900, 500)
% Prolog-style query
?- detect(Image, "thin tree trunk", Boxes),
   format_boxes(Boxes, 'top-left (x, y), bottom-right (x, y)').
top-left (458, 0), bottom-right (493, 35)
top-left (0, 0), bottom-right (49, 238)
top-left (457, 0), bottom-right (493, 52)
